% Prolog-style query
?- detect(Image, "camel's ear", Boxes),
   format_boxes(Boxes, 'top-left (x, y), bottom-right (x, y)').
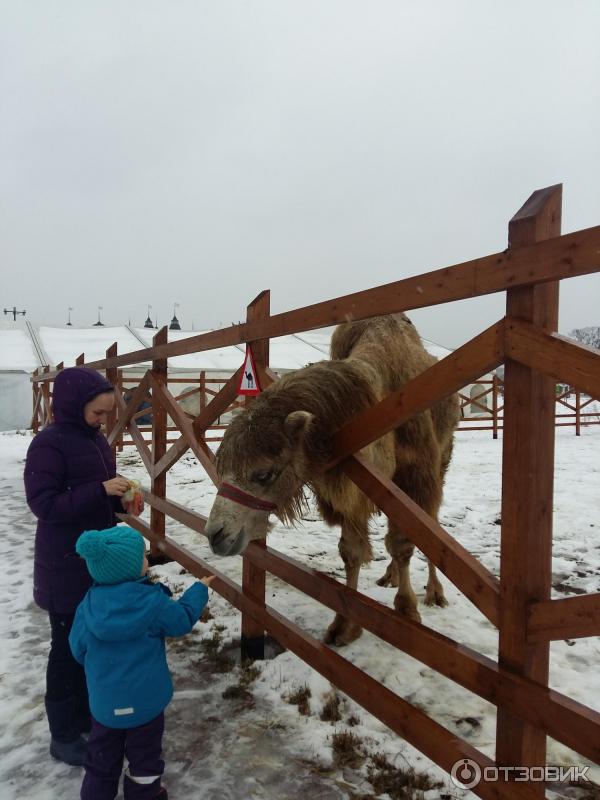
top-left (284, 410), bottom-right (314, 443)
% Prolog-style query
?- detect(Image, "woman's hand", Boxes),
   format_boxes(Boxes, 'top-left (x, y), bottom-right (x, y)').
top-left (103, 477), bottom-right (130, 497)
top-left (200, 575), bottom-right (216, 587)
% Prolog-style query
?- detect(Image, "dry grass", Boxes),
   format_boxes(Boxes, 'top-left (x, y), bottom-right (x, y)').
top-left (320, 692), bottom-right (342, 722)
top-left (221, 658), bottom-right (262, 710)
top-left (284, 684), bottom-right (312, 716)
top-left (222, 684), bottom-right (253, 703)
top-left (331, 731), bottom-right (366, 770)
top-left (238, 660), bottom-right (261, 686)
top-left (199, 625), bottom-right (234, 673)
top-left (366, 752), bottom-right (443, 800)
top-left (326, 731), bottom-right (456, 800)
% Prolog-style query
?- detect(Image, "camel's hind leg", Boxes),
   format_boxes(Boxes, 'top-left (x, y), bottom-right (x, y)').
top-left (378, 551), bottom-right (448, 609)
top-left (385, 524), bottom-right (421, 623)
top-left (424, 438), bottom-right (452, 608)
top-left (324, 520), bottom-right (371, 647)
top-left (425, 560), bottom-right (448, 607)
top-left (385, 451), bottom-right (449, 611)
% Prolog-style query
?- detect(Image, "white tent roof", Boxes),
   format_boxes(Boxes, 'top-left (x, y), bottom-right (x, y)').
top-left (422, 338), bottom-right (452, 360)
top-left (39, 326), bottom-right (150, 367)
top-left (133, 328), bottom-right (336, 371)
top-left (0, 324), bottom-right (453, 373)
top-left (134, 329), bottom-right (246, 371)
top-left (0, 325), bottom-right (39, 372)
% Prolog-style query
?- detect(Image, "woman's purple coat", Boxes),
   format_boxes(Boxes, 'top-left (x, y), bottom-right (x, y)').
top-left (24, 368), bottom-right (121, 614)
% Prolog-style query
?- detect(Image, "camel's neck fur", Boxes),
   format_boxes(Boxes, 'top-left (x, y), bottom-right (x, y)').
top-left (218, 357), bottom-right (379, 473)
top-left (216, 358), bottom-right (380, 524)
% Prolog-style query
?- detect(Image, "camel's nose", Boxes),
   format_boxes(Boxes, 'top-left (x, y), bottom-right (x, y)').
top-left (208, 527), bottom-right (225, 552)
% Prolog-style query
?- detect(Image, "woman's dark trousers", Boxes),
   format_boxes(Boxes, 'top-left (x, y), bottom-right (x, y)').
top-left (81, 713), bottom-right (165, 800)
top-left (45, 612), bottom-right (90, 740)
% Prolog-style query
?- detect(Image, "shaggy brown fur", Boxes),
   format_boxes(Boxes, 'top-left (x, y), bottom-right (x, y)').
top-left (207, 313), bottom-right (460, 645)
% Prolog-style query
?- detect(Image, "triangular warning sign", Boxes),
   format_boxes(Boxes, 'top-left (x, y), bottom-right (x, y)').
top-left (238, 345), bottom-right (261, 396)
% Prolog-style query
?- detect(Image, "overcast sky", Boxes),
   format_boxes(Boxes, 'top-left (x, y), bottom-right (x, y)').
top-left (2, 1), bottom-right (599, 348)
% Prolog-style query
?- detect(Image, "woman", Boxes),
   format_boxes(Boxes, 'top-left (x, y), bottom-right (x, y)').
top-left (24, 367), bottom-right (138, 766)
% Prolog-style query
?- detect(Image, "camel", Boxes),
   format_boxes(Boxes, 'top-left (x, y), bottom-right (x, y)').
top-left (204, 313), bottom-right (460, 645)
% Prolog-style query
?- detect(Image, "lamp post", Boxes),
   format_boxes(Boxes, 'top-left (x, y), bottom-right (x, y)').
top-left (67, 307), bottom-right (73, 326)
top-left (144, 304), bottom-right (154, 329)
top-left (169, 302), bottom-right (181, 330)
top-left (93, 306), bottom-right (104, 326)
top-left (3, 306), bottom-right (26, 321)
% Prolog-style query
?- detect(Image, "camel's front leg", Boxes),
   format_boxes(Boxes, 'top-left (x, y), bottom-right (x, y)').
top-left (324, 522), bottom-right (371, 647)
top-left (424, 560), bottom-right (448, 607)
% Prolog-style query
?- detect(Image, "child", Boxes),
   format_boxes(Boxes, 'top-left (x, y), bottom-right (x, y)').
top-left (69, 525), bottom-right (215, 800)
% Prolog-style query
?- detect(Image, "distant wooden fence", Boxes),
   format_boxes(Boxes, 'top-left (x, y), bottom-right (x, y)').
top-left (31, 185), bottom-right (600, 799)
top-left (32, 371), bottom-right (244, 444)
top-left (457, 376), bottom-right (600, 437)
top-left (33, 360), bottom-right (599, 444)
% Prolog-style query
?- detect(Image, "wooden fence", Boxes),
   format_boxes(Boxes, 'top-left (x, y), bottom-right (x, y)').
top-left (33, 359), bottom-right (600, 444)
top-left (31, 185), bottom-right (600, 798)
top-left (32, 371), bottom-right (244, 444)
top-left (457, 376), bottom-right (600, 437)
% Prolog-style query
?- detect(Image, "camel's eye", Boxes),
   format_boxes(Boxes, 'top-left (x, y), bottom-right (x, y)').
top-left (251, 468), bottom-right (276, 486)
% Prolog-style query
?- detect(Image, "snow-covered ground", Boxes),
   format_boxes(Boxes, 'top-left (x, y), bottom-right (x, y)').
top-left (0, 426), bottom-right (598, 800)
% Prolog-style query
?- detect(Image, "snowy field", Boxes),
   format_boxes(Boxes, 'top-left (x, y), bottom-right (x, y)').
top-left (0, 426), bottom-right (598, 800)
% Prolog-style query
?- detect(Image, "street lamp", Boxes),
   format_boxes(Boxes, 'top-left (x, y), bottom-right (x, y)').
top-left (3, 306), bottom-right (26, 321)
top-left (93, 306), bottom-right (104, 327)
top-left (144, 304), bottom-right (154, 329)
top-left (67, 307), bottom-right (73, 326)
top-left (169, 302), bottom-right (181, 330)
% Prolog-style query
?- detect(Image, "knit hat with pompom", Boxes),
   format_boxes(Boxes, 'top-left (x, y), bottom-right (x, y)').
top-left (76, 525), bottom-right (146, 585)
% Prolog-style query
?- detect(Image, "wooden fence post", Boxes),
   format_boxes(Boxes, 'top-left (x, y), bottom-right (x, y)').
top-left (76, 353), bottom-right (85, 366)
top-left (575, 390), bottom-right (581, 436)
top-left (42, 365), bottom-right (52, 426)
top-left (496, 185), bottom-right (561, 790)
top-left (105, 343), bottom-right (118, 455)
top-left (31, 368), bottom-right (40, 433)
top-left (492, 373), bottom-right (499, 440)
top-left (241, 290), bottom-right (270, 661)
top-left (53, 362), bottom-right (64, 424)
top-left (200, 371), bottom-right (206, 411)
top-left (117, 370), bottom-right (124, 452)
top-left (150, 327), bottom-right (168, 557)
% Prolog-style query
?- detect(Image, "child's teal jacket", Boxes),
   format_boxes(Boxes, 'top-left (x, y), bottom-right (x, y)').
top-left (69, 577), bottom-right (208, 728)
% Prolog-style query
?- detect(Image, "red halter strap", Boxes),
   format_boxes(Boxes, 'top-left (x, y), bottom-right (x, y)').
top-left (217, 482), bottom-right (278, 512)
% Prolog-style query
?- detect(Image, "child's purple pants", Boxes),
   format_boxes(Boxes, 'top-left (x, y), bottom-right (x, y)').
top-left (81, 713), bottom-right (165, 800)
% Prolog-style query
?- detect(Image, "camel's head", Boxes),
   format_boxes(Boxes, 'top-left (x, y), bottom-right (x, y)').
top-left (205, 404), bottom-right (319, 556)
